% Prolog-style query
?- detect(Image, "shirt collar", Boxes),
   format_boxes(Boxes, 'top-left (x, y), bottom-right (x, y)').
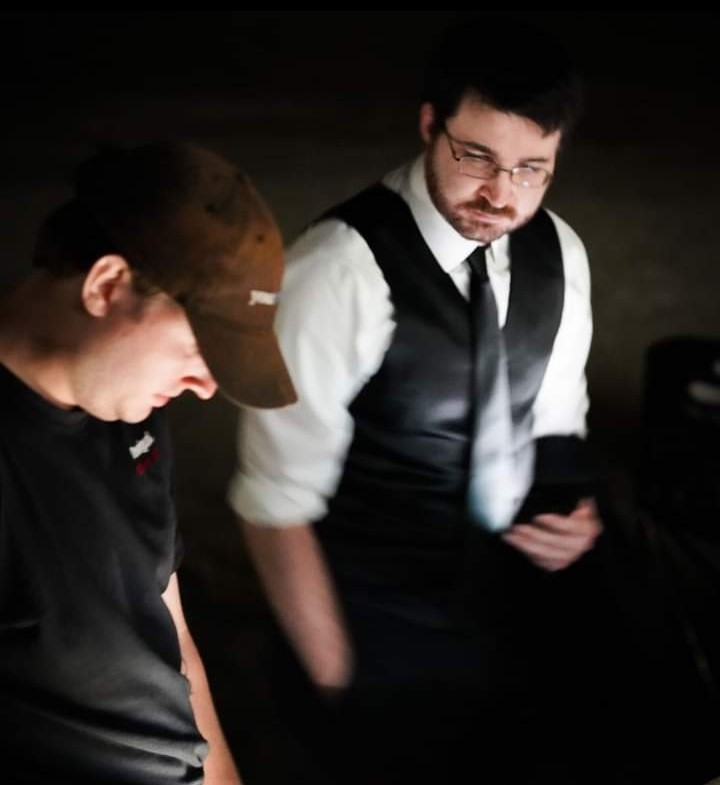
top-left (394, 154), bottom-right (509, 274)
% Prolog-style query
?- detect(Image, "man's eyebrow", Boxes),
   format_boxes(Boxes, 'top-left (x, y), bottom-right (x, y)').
top-left (460, 139), bottom-right (552, 165)
top-left (458, 139), bottom-right (495, 157)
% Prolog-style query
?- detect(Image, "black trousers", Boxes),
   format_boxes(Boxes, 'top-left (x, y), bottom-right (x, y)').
top-left (261, 544), bottom-right (627, 785)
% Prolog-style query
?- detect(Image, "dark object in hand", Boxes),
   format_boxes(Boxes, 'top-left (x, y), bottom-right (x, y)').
top-left (515, 481), bottom-right (590, 520)
top-left (515, 434), bottom-right (596, 521)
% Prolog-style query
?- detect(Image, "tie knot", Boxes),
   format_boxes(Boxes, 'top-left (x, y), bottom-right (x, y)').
top-left (466, 246), bottom-right (488, 282)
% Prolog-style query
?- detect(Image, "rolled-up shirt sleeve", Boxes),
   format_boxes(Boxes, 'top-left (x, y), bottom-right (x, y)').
top-left (228, 219), bottom-right (394, 527)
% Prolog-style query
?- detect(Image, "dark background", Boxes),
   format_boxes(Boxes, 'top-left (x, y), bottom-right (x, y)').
top-left (1, 11), bottom-right (719, 783)
top-left (2, 11), bottom-right (719, 447)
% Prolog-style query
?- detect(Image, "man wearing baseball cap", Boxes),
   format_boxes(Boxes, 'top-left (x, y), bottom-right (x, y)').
top-left (0, 141), bottom-right (295, 784)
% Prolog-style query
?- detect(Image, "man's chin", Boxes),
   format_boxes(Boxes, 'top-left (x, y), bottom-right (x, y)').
top-left (461, 221), bottom-right (512, 244)
top-left (119, 407), bottom-right (153, 425)
top-left (458, 212), bottom-right (532, 243)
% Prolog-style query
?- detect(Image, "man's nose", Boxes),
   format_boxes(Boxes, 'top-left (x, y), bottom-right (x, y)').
top-left (182, 361), bottom-right (218, 400)
top-left (477, 170), bottom-right (514, 208)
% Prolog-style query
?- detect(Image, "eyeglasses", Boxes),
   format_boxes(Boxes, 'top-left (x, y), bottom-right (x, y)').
top-left (443, 126), bottom-right (552, 189)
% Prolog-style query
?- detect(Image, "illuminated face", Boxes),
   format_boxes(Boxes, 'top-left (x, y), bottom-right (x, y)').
top-left (72, 282), bottom-right (217, 424)
top-left (420, 94), bottom-right (561, 244)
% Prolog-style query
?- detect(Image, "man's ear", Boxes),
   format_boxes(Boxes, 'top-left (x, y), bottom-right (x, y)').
top-left (419, 102), bottom-right (436, 145)
top-left (81, 255), bottom-right (132, 317)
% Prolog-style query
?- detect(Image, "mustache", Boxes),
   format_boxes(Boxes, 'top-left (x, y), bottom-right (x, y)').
top-left (462, 198), bottom-right (515, 219)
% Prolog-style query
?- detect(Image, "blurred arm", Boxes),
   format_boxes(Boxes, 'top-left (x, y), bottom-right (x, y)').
top-left (242, 520), bottom-right (353, 691)
top-left (162, 573), bottom-right (242, 785)
top-left (229, 221), bottom-right (393, 687)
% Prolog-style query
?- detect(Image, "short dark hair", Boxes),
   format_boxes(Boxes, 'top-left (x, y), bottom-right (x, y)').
top-left (32, 200), bottom-right (159, 295)
top-left (33, 200), bottom-right (118, 276)
top-left (421, 17), bottom-right (583, 137)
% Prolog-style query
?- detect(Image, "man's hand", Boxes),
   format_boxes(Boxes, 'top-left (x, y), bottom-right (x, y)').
top-left (501, 498), bottom-right (601, 571)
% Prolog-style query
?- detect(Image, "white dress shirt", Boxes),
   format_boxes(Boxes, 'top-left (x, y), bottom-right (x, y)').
top-left (229, 156), bottom-right (592, 527)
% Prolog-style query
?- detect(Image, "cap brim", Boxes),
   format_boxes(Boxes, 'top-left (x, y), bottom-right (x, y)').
top-left (188, 312), bottom-right (297, 409)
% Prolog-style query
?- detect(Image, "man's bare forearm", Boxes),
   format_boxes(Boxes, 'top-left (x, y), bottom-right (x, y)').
top-left (241, 520), bottom-right (353, 690)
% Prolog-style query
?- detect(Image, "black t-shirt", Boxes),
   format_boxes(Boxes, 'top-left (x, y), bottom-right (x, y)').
top-left (0, 365), bottom-right (206, 784)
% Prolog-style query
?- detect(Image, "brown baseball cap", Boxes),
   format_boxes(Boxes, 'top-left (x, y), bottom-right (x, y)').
top-left (74, 141), bottom-right (297, 409)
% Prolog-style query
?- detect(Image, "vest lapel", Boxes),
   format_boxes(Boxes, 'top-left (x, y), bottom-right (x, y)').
top-left (504, 210), bottom-right (565, 429)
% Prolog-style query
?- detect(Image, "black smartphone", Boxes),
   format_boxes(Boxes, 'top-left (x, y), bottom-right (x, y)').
top-left (515, 435), bottom-right (596, 521)
top-left (514, 481), bottom-right (590, 521)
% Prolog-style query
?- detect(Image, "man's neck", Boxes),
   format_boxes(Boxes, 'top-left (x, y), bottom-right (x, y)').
top-left (0, 274), bottom-right (79, 410)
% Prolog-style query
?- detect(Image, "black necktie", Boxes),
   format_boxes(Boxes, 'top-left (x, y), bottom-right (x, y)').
top-left (466, 246), bottom-right (517, 531)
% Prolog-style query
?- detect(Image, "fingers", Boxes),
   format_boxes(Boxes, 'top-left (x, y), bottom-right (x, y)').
top-left (501, 501), bottom-right (602, 571)
top-left (572, 497), bottom-right (599, 519)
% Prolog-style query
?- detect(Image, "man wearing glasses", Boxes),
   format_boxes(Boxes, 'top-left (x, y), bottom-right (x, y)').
top-left (230, 19), bottom-right (603, 785)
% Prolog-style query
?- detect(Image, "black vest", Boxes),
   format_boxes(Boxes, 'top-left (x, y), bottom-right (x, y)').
top-left (314, 184), bottom-right (564, 608)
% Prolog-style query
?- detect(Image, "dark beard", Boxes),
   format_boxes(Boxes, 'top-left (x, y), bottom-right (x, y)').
top-left (425, 155), bottom-right (532, 243)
